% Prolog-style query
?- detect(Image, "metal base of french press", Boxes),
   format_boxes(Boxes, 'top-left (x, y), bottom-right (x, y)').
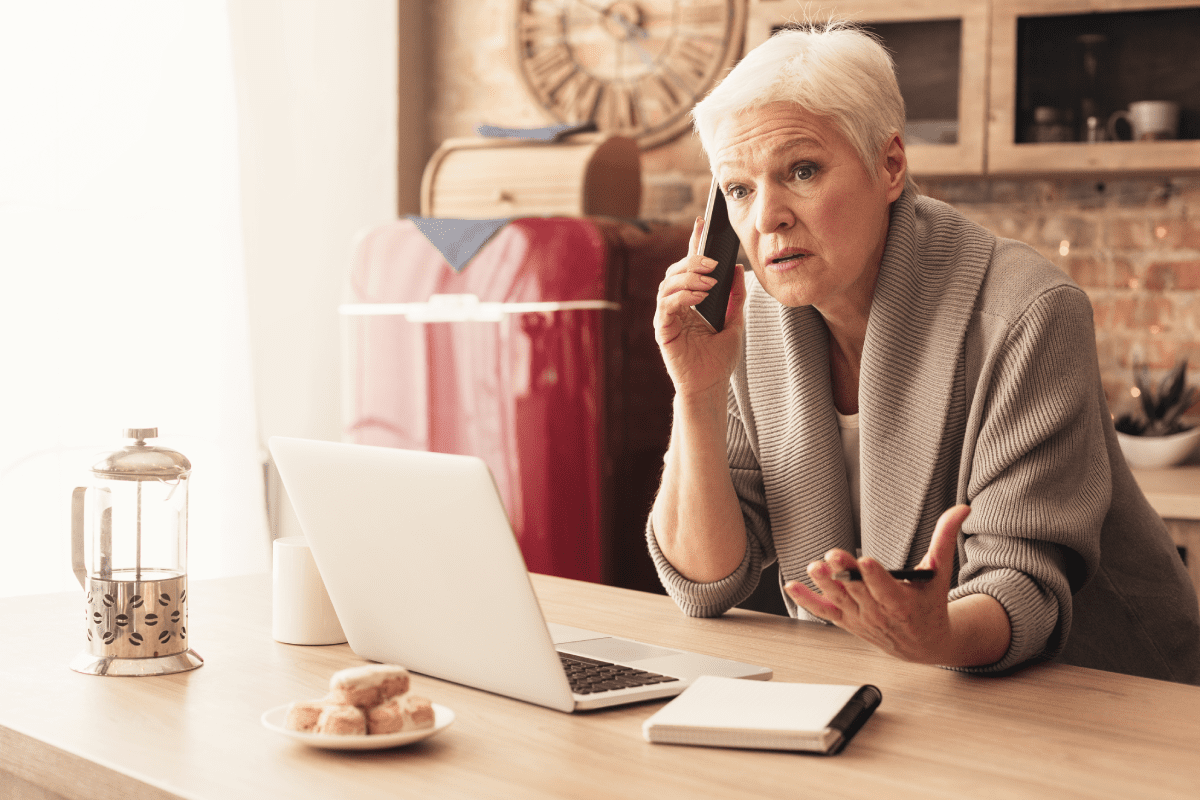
top-left (72, 572), bottom-right (202, 677)
top-left (70, 648), bottom-right (203, 677)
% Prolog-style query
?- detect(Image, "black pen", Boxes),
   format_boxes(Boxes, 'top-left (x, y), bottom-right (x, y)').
top-left (832, 568), bottom-right (935, 582)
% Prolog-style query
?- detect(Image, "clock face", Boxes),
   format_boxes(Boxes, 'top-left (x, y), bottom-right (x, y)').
top-left (515, 0), bottom-right (745, 149)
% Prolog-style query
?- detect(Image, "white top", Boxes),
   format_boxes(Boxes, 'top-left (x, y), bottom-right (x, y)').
top-left (836, 409), bottom-right (861, 552)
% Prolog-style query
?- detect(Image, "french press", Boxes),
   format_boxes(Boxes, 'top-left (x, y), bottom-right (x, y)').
top-left (70, 428), bottom-right (202, 676)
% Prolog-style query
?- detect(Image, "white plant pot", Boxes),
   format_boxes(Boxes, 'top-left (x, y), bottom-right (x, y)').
top-left (1116, 426), bottom-right (1200, 469)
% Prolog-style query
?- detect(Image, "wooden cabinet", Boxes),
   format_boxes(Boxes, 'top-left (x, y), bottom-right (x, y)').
top-left (988, 0), bottom-right (1200, 174)
top-left (1166, 519), bottom-right (1200, 596)
top-left (1132, 466), bottom-right (1200, 596)
top-left (419, 133), bottom-right (641, 218)
top-left (747, 0), bottom-right (990, 176)
top-left (746, 0), bottom-right (1200, 177)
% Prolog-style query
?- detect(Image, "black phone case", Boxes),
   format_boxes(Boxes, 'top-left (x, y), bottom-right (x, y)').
top-left (691, 179), bottom-right (741, 333)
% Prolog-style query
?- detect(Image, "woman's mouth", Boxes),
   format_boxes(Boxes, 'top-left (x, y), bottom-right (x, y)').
top-left (767, 249), bottom-right (811, 267)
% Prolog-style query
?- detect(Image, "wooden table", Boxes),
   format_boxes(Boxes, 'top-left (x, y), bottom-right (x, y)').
top-left (1132, 464), bottom-right (1200, 522)
top-left (3, 574), bottom-right (1199, 800)
top-left (1132, 465), bottom-right (1200, 592)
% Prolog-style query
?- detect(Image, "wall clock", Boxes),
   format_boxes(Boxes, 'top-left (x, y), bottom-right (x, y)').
top-left (515, 1), bottom-right (746, 149)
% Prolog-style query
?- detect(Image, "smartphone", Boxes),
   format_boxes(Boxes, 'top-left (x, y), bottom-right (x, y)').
top-left (690, 177), bottom-right (742, 333)
top-left (832, 569), bottom-right (936, 583)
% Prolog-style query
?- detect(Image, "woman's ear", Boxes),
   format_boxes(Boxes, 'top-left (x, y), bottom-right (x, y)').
top-left (881, 134), bottom-right (907, 202)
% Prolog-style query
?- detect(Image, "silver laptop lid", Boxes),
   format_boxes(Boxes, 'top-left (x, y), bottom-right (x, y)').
top-left (268, 437), bottom-right (575, 712)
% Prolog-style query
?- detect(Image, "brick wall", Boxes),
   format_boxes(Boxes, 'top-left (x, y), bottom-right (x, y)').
top-left (427, 0), bottom-right (1200, 408)
top-left (923, 177), bottom-right (1200, 409)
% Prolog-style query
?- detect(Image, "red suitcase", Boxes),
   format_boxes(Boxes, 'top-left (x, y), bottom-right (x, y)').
top-left (343, 216), bottom-right (689, 592)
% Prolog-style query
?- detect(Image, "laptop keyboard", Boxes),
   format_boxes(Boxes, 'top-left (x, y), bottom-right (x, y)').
top-left (559, 652), bottom-right (681, 695)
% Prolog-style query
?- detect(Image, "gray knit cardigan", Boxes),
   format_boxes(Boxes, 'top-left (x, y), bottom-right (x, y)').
top-left (646, 189), bottom-right (1200, 684)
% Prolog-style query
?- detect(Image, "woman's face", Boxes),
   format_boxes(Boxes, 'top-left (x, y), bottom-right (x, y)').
top-left (710, 102), bottom-right (905, 317)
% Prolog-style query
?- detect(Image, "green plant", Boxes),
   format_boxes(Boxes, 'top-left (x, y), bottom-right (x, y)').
top-left (1115, 359), bottom-right (1197, 436)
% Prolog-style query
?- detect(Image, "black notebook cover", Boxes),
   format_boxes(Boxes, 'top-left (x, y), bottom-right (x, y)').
top-left (825, 684), bottom-right (883, 755)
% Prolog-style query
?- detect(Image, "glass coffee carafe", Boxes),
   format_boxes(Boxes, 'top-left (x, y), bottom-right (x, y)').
top-left (70, 428), bottom-right (202, 676)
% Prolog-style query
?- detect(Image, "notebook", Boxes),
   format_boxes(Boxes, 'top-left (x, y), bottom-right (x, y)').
top-left (642, 676), bottom-right (882, 754)
top-left (267, 437), bottom-right (772, 712)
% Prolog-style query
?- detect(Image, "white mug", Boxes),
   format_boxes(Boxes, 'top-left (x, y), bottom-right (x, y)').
top-left (1107, 101), bottom-right (1181, 142)
top-left (272, 536), bottom-right (346, 645)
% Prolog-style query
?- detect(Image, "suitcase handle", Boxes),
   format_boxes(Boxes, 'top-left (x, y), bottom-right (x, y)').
top-left (339, 294), bottom-right (619, 322)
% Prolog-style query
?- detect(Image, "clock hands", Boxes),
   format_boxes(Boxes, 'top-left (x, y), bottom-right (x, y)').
top-left (569, 0), bottom-right (664, 76)
top-left (571, 0), bottom-right (649, 40)
top-left (567, 0), bottom-right (706, 85)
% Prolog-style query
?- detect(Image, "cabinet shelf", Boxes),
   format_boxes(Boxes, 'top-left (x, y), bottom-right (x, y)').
top-left (747, 0), bottom-right (990, 176)
top-left (989, 0), bottom-right (1200, 175)
top-left (748, 0), bottom-right (1200, 177)
top-left (988, 139), bottom-right (1200, 175)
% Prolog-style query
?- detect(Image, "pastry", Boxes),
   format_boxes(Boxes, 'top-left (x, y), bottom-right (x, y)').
top-left (366, 693), bottom-right (435, 735)
top-left (280, 664), bottom-right (433, 738)
top-left (283, 699), bottom-right (337, 733)
top-left (327, 664), bottom-right (411, 707)
top-left (313, 704), bottom-right (367, 736)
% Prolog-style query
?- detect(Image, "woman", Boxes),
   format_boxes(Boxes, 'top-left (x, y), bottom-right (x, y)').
top-left (649, 22), bottom-right (1200, 682)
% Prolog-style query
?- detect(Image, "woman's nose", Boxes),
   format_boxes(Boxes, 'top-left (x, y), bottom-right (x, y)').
top-left (754, 183), bottom-right (794, 234)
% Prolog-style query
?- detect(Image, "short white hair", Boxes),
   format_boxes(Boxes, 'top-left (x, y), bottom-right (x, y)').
top-left (693, 21), bottom-right (908, 185)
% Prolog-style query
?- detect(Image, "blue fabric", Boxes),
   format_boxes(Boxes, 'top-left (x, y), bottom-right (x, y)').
top-left (406, 216), bottom-right (510, 272)
top-left (474, 121), bottom-right (597, 142)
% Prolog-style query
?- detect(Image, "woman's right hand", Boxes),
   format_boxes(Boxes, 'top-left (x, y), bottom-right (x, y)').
top-left (651, 217), bottom-right (751, 584)
top-left (654, 216), bottom-right (747, 400)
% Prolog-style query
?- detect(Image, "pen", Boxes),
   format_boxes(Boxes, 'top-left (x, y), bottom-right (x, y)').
top-left (832, 569), bottom-right (935, 582)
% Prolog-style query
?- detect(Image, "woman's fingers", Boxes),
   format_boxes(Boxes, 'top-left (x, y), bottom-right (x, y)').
top-left (920, 504), bottom-right (970, 574)
top-left (655, 268), bottom-right (714, 318)
top-left (688, 215), bottom-right (704, 255)
top-left (850, 557), bottom-right (910, 613)
top-left (653, 215), bottom-right (745, 395)
top-left (723, 263), bottom-right (747, 328)
top-left (660, 264), bottom-right (717, 296)
top-left (787, 506), bottom-right (972, 663)
top-left (655, 252), bottom-right (723, 346)
top-left (784, 579), bottom-right (842, 622)
top-left (658, 214), bottom-right (723, 322)
top-left (787, 551), bottom-right (863, 622)
top-left (808, 565), bottom-right (860, 618)
top-left (661, 252), bottom-right (718, 283)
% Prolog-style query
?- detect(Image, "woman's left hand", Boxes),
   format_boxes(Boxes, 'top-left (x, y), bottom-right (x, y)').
top-left (784, 505), bottom-right (975, 665)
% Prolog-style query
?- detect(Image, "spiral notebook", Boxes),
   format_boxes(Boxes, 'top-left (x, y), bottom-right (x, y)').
top-left (642, 676), bottom-right (881, 754)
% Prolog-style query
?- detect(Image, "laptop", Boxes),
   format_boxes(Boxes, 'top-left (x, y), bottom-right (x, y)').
top-left (268, 437), bottom-right (772, 712)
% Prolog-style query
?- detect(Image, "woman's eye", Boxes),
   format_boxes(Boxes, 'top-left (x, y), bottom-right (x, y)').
top-left (725, 185), bottom-right (748, 201)
top-left (793, 164), bottom-right (818, 181)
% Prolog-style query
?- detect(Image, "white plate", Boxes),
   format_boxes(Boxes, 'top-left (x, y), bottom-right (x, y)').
top-left (261, 702), bottom-right (454, 750)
